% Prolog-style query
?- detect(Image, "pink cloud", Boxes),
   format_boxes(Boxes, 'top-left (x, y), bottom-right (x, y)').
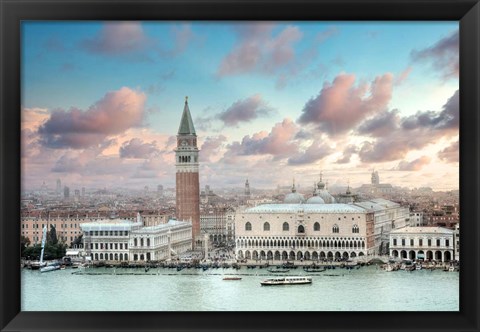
top-left (199, 135), bottom-right (227, 162)
top-left (82, 22), bottom-right (152, 56)
top-left (438, 140), bottom-right (459, 163)
top-left (217, 23), bottom-right (302, 76)
top-left (298, 73), bottom-right (394, 135)
top-left (218, 94), bottom-right (274, 126)
top-left (392, 156), bottom-right (431, 171)
top-left (119, 138), bottom-right (160, 159)
top-left (288, 140), bottom-right (333, 165)
top-left (224, 118), bottom-right (299, 160)
top-left (38, 87), bottom-right (146, 149)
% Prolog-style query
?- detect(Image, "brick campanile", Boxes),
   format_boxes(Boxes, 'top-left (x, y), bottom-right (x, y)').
top-left (175, 96), bottom-right (200, 244)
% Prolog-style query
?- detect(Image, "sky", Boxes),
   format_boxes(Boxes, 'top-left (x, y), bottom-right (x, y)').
top-left (21, 21), bottom-right (459, 192)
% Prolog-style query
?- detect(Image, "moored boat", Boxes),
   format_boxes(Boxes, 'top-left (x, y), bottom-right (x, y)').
top-left (223, 277), bottom-right (242, 281)
top-left (260, 276), bottom-right (312, 286)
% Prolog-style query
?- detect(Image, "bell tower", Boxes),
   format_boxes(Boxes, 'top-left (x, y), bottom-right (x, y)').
top-left (175, 96), bottom-right (200, 243)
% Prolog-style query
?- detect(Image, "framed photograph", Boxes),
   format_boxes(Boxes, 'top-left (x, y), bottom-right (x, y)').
top-left (1, 0), bottom-right (479, 331)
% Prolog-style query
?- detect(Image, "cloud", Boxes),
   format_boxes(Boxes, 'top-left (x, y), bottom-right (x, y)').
top-left (38, 87), bottom-right (146, 149)
top-left (438, 140), bottom-right (459, 163)
top-left (218, 94), bottom-right (274, 126)
top-left (217, 23), bottom-right (302, 76)
top-left (394, 67), bottom-right (412, 86)
top-left (392, 156), bottom-right (431, 171)
top-left (411, 29), bottom-right (459, 79)
top-left (356, 89), bottom-right (459, 163)
top-left (298, 73), bottom-right (393, 136)
top-left (119, 138), bottom-right (160, 159)
top-left (401, 89), bottom-right (459, 132)
top-left (199, 135), bottom-right (227, 162)
top-left (336, 145), bottom-right (359, 164)
top-left (82, 22), bottom-right (153, 56)
top-left (224, 118), bottom-right (299, 159)
top-left (287, 141), bottom-right (333, 165)
top-left (357, 109), bottom-right (400, 137)
top-left (22, 107), bottom-right (50, 131)
top-left (159, 25), bottom-right (194, 57)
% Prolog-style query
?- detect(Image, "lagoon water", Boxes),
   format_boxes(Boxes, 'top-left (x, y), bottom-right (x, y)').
top-left (21, 266), bottom-right (459, 311)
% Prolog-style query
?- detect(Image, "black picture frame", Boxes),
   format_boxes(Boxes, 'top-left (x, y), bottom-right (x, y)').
top-left (1, 0), bottom-right (479, 331)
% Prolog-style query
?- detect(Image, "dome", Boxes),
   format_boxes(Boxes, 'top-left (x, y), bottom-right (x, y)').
top-left (318, 190), bottom-right (335, 204)
top-left (284, 181), bottom-right (305, 204)
top-left (306, 196), bottom-right (325, 204)
top-left (284, 192), bottom-right (305, 204)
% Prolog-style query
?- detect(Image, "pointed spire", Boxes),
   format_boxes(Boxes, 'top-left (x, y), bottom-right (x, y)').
top-left (292, 178), bottom-right (296, 193)
top-left (178, 96), bottom-right (196, 135)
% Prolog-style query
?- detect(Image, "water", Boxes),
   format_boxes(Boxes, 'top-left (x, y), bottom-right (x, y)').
top-left (21, 266), bottom-right (459, 311)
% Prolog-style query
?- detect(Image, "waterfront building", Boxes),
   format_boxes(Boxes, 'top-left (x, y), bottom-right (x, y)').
top-left (234, 180), bottom-right (410, 261)
top-left (200, 206), bottom-right (235, 244)
top-left (80, 214), bottom-right (192, 262)
top-left (21, 210), bottom-right (174, 247)
top-left (175, 97), bottom-right (201, 244)
top-left (453, 223), bottom-right (460, 261)
top-left (353, 198), bottom-right (409, 255)
top-left (389, 226), bottom-right (455, 262)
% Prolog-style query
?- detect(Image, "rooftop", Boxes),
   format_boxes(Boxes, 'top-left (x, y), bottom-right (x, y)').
top-left (80, 219), bottom-right (142, 231)
top-left (390, 226), bottom-right (454, 234)
top-left (245, 204), bottom-right (367, 214)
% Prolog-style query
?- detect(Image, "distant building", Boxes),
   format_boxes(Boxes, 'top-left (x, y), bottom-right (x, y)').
top-left (357, 170), bottom-right (394, 196)
top-left (157, 185), bottom-right (164, 197)
top-left (244, 179), bottom-right (251, 198)
top-left (64, 186), bottom-right (70, 199)
top-left (56, 179), bottom-right (62, 195)
top-left (389, 226), bottom-right (455, 262)
top-left (409, 212), bottom-right (424, 227)
top-left (200, 206), bottom-right (234, 243)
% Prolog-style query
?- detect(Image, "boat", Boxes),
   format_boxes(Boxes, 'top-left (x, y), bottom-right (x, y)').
top-left (304, 268), bottom-right (326, 273)
top-left (267, 269), bottom-right (290, 273)
top-left (448, 266), bottom-right (456, 272)
top-left (223, 276), bottom-right (241, 281)
top-left (385, 264), bottom-right (395, 272)
top-left (40, 262), bottom-right (61, 273)
top-left (260, 276), bottom-right (312, 286)
top-left (415, 264), bottom-right (422, 270)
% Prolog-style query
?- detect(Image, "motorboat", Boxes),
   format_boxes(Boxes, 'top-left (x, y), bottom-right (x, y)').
top-left (223, 277), bottom-right (242, 281)
top-left (260, 276), bottom-right (312, 286)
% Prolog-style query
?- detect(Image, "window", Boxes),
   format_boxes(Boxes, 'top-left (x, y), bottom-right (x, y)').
top-left (332, 225), bottom-right (339, 234)
top-left (445, 239), bottom-right (450, 247)
top-left (436, 239), bottom-right (441, 246)
top-left (263, 222), bottom-right (270, 231)
top-left (410, 239), bottom-right (414, 246)
top-left (352, 224), bottom-right (359, 233)
top-left (282, 222), bottom-right (289, 231)
top-left (428, 239), bottom-right (432, 246)
top-left (120, 243), bottom-right (123, 249)
top-left (125, 244), bottom-right (128, 250)
top-left (393, 239), bottom-right (397, 246)
top-left (245, 222), bottom-right (252, 231)
top-left (95, 243), bottom-right (99, 250)
top-left (401, 239), bottom-right (405, 246)
top-left (298, 225), bottom-right (305, 233)
top-left (314, 222), bottom-right (320, 231)
top-left (419, 239), bottom-right (423, 246)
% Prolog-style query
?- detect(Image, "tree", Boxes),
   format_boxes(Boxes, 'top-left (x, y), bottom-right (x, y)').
top-left (20, 235), bottom-right (31, 257)
top-left (47, 224), bottom-right (58, 245)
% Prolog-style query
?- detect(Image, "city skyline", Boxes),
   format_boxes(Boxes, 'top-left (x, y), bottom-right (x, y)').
top-left (22, 21), bottom-right (459, 191)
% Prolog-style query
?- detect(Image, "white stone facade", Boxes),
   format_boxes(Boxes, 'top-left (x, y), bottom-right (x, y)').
top-left (235, 204), bottom-right (375, 261)
top-left (389, 226), bottom-right (455, 262)
top-left (81, 218), bottom-right (192, 262)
